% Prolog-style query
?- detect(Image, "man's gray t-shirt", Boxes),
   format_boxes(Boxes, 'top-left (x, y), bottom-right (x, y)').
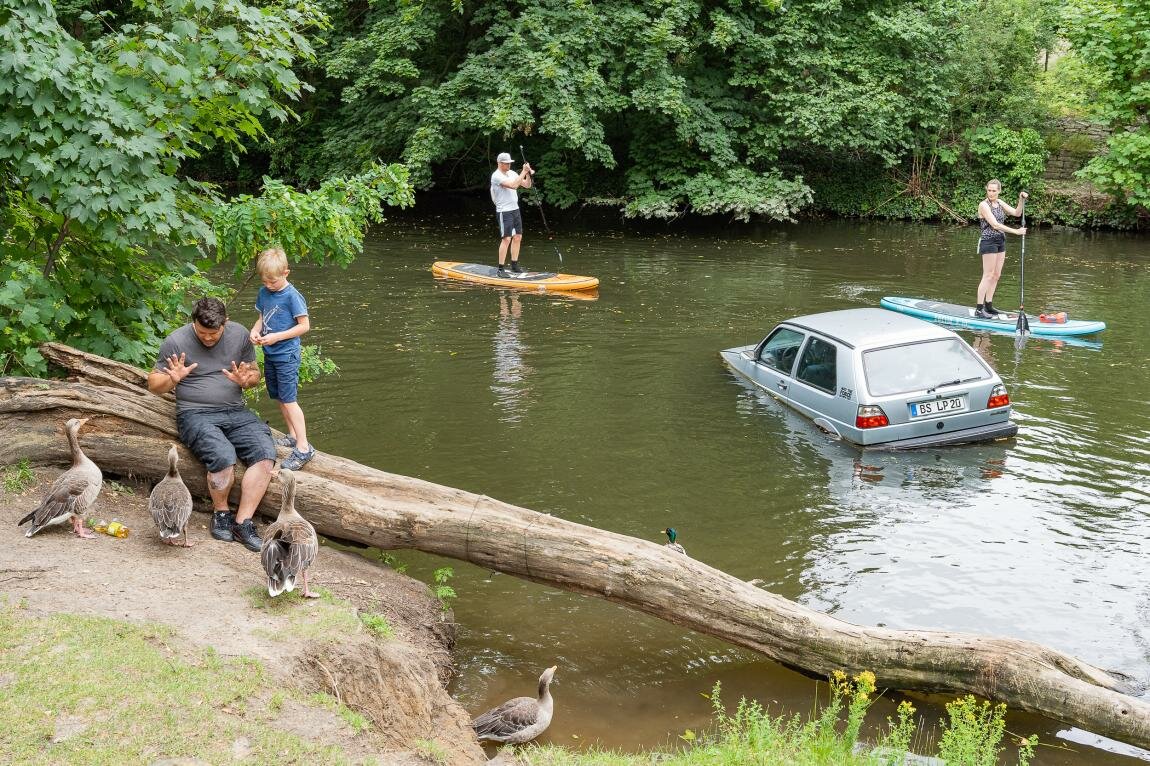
top-left (155, 322), bottom-right (255, 412)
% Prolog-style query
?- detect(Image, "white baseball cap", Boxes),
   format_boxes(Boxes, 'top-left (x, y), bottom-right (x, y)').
top-left (496, 152), bottom-right (515, 164)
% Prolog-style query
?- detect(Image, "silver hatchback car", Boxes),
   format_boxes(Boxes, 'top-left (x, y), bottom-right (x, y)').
top-left (721, 308), bottom-right (1018, 449)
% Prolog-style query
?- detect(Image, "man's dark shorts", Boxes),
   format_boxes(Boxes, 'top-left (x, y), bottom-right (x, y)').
top-left (264, 350), bottom-right (301, 404)
top-left (978, 234), bottom-right (1006, 255)
top-left (497, 208), bottom-right (524, 238)
top-left (177, 407), bottom-right (276, 473)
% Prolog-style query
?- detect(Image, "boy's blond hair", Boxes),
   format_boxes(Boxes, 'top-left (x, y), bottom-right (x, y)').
top-left (257, 247), bottom-right (289, 278)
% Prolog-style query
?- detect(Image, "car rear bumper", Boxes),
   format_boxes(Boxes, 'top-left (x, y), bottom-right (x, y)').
top-left (873, 421), bottom-right (1018, 450)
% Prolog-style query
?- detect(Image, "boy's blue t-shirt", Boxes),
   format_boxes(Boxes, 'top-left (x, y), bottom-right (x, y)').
top-left (255, 282), bottom-right (308, 359)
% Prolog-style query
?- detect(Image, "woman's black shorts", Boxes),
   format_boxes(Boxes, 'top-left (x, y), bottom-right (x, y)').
top-left (978, 234), bottom-right (1006, 255)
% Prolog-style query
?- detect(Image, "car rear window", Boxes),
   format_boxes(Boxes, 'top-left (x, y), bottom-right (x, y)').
top-left (863, 338), bottom-right (990, 397)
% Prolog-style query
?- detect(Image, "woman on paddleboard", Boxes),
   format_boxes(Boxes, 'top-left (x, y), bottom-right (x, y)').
top-left (975, 179), bottom-right (1027, 319)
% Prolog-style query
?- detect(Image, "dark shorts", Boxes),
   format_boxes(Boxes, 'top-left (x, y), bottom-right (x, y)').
top-left (176, 407), bottom-right (276, 473)
top-left (497, 209), bottom-right (524, 238)
top-left (264, 350), bottom-right (301, 403)
top-left (978, 235), bottom-right (1006, 255)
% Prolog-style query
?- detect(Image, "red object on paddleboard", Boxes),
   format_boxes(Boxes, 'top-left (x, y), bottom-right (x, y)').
top-left (1039, 312), bottom-right (1068, 324)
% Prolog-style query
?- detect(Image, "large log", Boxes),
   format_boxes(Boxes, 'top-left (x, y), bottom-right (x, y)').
top-left (4, 343), bottom-right (1149, 751)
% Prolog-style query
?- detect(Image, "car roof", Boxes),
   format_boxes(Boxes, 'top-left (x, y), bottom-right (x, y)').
top-left (780, 308), bottom-right (956, 349)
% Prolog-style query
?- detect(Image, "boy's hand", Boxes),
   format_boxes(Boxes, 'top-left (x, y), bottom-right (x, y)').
top-left (249, 327), bottom-right (262, 344)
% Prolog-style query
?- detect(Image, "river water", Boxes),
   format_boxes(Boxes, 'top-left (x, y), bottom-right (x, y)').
top-left (253, 205), bottom-right (1150, 763)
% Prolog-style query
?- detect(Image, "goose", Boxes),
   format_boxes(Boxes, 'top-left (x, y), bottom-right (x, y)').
top-left (472, 665), bottom-right (558, 744)
top-left (260, 469), bottom-right (319, 598)
top-left (149, 444), bottom-right (194, 547)
top-left (660, 527), bottom-right (686, 555)
top-left (18, 418), bottom-right (101, 539)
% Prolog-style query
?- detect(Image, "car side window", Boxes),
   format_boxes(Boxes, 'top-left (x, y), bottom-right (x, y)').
top-left (757, 328), bottom-right (805, 376)
top-left (796, 336), bottom-right (838, 393)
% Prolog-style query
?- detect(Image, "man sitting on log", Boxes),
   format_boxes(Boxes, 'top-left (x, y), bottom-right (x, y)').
top-left (147, 297), bottom-right (273, 552)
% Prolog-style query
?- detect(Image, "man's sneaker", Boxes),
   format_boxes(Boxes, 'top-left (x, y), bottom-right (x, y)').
top-left (211, 511), bottom-right (235, 542)
top-left (510, 261), bottom-right (523, 273)
top-left (275, 434), bottom-right (297, 448)
top-left (232, 518), bottom-right (262, 552)
top-left (281, 446), bottom-right (316, 471)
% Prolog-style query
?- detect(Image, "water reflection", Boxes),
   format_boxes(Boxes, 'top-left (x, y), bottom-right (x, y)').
top-left (492, 292), bottom-right (529, 421)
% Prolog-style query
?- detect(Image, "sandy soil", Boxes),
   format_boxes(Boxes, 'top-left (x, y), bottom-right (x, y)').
top-left (1, 468), bottom-right (487, 765)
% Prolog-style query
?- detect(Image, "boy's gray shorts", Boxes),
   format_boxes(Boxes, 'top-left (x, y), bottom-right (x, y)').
top-left (177, 407), bottom-right (276, 473)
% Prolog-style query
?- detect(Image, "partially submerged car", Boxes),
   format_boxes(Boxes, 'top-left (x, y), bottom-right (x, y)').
top-left (720, 308), bottom-right (1018, 449)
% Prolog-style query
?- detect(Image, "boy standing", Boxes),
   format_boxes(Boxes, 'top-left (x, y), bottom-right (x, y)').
top-left (250, 247), bottom-right (317, 470)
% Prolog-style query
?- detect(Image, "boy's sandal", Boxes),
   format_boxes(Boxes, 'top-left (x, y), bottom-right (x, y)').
top-left (274, 435), bottom-right (297, 448)
top-left (281, 447), bottom-right (316, 471)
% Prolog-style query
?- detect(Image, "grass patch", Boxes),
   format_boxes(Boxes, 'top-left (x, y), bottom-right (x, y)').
top-left (245, 586), bottom-right (367, 642)
top-left (414, 737), bottom-right (450, 764)
top-left (2, 460), bottom-right (35, 493)
top-left (0, 604), bottom-right (359, 764)
top-left (307, 692), bottom-right (371, 735)
top-left (359, 611), bottom-right (394, 639)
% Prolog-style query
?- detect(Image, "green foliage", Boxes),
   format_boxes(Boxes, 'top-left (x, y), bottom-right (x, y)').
top-left (1062, 0), bottom-right (1150, 208)
top-left (213, 164), bottom-right (414, 272)
top-left (0, 0), bottom-right (327, 376)
top-left (0, 238), bottom-right (220, 376)
top-left (938, 695), bottom-right (1037, 766)
top-left (2, 460), bottom-right (36, 494)
top-left (359, 611), bottom-right (394, 639)
top-left (432, 567), bottom-right (456, 612)
top-left (0, 0), bottom-right (324, 252)
top-left (966, 127), bottom-right (1047, 191)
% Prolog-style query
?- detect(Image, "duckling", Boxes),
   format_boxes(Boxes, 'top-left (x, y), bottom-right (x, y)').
top-left (472, 666), bottom-right (558, 744)
top-left (149, 444), bottom-right (194, 547)
top-left (260, 469), bottom-right (320, 598)
top-left (17, 418), bottom-right (101, 539)
top-left (660, 527), bottom-right (686, 555)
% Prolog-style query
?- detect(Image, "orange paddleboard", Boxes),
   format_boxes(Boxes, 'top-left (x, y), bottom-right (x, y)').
top-left (432, 261), bottom-right (599, 292)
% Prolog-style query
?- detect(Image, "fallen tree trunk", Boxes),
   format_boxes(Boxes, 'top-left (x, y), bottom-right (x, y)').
top-left (3, 343), bottom-right (1149, 751)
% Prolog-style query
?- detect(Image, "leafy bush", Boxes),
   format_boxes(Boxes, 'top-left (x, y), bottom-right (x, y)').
top-left (966, 126), bottom-right (1048, 191)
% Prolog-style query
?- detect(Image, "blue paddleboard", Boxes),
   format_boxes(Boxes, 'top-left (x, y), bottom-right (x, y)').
top-left (880, 296), bottom-right (1106, 337)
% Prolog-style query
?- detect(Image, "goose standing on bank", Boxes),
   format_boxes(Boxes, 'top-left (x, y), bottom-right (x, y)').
top-left (260, 469), bottom-right (319, 598)
top-left (660, 527), bottom-right (686, 555)
top-left (18, 418), bottom-right (101, 539)
top-left (149, 444), bottom-right (194, 547)
top-left (472, 665), bottom-right (558, 744)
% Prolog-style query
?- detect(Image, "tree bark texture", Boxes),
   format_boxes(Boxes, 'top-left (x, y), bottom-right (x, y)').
top-left (3, 343), bottom-right (1148, 751)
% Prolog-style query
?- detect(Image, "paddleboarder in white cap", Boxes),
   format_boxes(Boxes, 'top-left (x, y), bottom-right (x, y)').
top-left (491, 151), bottom-right (533, 275)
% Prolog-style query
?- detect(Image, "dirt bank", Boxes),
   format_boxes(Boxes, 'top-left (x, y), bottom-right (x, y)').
top-left (1, 467), bottom-right (487, 765)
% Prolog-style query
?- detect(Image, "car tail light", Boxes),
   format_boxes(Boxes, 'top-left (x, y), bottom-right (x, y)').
top-left (987, 384), bottom-right (1010, 409)
top-left (856, 405), bottom-right (889, 429)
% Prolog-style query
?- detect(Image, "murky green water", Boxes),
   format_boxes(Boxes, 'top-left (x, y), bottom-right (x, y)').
top-left (253, 207), bottom-right (1150, 763)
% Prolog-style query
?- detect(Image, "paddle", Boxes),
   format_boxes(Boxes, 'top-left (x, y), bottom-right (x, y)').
top-left (1015, 196), bottom-right (1030, 339)
top-left (519, 145), bottom-right (564, 265)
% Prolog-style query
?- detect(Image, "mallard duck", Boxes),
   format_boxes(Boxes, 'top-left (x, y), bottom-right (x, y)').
top-left (260, 469), bottom-right (319, 598)
top-left (472, 665), bottom-right (558, 744)
top-left (149, 444), bottom-right (194, 547)
top-left (661, 527), bottom-right (686, 555)
top-left (17, 418), bottom-right (101, 539)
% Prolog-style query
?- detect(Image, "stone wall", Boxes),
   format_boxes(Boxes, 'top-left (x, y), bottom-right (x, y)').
top-left (1043, 117), bottom-right (1110, 180)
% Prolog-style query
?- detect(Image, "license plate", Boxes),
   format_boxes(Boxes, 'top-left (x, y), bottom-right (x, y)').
top-left (909, 395), bottom-right (967, 418)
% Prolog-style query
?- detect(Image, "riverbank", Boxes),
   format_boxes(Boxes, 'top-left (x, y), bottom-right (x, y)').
top-left (0, 468), bottom-right (487, 765)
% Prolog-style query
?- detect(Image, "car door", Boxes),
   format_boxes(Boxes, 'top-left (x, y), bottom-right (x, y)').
top-left (750, 326), bottom-right (805, 406)
top-left (789, 335), bottom-right (846, 431)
